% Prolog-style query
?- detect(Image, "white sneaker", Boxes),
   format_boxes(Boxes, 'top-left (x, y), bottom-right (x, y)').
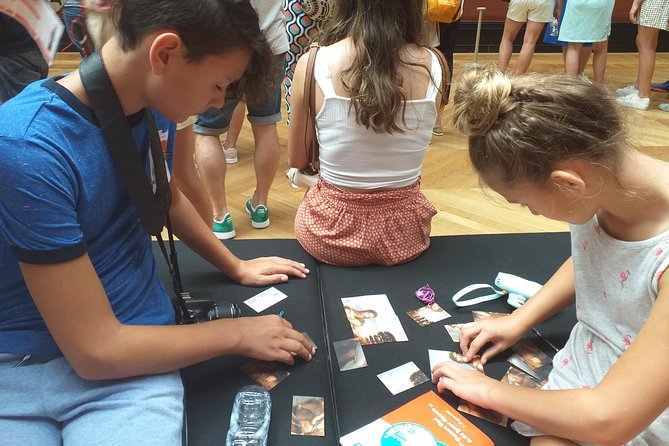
top-left (659, 103), bottom-right (669, 112)
top-left (616, 92), bottom-right (650, 110)
top-left (578, 72), bottom-right (592, 84)
top-left (221, 144), bottom-right (238, 164)
top-left (615, 85), bottom-right (638, 97)
top-left (286, 167), bottom-right (318, 189)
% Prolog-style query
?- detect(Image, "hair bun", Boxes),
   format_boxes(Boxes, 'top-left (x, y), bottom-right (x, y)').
top-left (452, 66), bottom-right (516, 136)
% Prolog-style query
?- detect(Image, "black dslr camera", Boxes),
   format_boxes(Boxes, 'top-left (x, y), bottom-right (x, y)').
top-left (175, 291), bottom-right (241, 324)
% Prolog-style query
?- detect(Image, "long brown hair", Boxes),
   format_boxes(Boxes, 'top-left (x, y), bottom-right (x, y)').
top-left (319, 0), bottom-right (427, 134)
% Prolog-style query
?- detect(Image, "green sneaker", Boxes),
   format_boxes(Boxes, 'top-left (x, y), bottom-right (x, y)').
top-left (246, 198), bottom-right (270, 229)
top-left (212, 213), bottom-right (235, 239)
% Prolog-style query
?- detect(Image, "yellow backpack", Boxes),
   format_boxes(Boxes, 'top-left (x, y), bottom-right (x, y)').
top-left (426, 0), bottom-right (464, 23)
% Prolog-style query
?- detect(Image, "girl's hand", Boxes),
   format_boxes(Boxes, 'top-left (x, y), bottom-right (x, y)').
top-left (233, 257), bottom-right (309, 286)
top-left (629, 1), bottom-right (641, 23)
top-left (231, 315), bottom-right (316, 365)
top-left (432, 362), bottom-right (501, 408)
top-left (459, 314), bottom-right (527, 364)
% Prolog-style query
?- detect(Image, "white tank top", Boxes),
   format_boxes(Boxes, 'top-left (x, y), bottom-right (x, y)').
top-left (314, 49), bottom-right (441, 190)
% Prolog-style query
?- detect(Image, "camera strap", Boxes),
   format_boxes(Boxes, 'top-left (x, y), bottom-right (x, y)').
top-left (79, 51), bottom-right (193, 323)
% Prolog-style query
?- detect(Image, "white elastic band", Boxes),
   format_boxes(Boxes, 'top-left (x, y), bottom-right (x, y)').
top-left (452, 283), bottom-right (506, 307)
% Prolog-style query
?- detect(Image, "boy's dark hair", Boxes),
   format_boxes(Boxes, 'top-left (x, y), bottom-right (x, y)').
top-left (111, 0), bottom-right (276, 105)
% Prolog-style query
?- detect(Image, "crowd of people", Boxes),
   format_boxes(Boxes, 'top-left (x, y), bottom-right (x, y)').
top-left (1, 0), bottom-right (668, 444)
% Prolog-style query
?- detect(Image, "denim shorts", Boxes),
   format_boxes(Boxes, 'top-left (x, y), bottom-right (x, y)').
top-left (193, 53), bottom-right (285, 136)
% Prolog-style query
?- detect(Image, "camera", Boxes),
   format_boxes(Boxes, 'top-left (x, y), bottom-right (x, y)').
top-left (175, 291), bottom-right (241, 324)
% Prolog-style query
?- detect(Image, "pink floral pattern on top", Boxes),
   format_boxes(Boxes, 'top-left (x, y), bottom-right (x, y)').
top-left (512, 216), bottom-right (669, 441)
top-left (619, 270), bottom-right (631, 289)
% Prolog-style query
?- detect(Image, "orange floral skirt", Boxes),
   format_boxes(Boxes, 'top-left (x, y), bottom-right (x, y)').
top-left (295, 178), bottom-right (437, 266)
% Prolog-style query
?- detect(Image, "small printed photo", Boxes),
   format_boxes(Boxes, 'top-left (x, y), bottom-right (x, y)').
top-left (333, 338), bottom-right (368, 372)
top-left (507, 353), bottom-right (546, 384)
top-left (472, 310), bottom-right (509, 322)
top-left (302, 331), bottom-right (317, 352)
top-left (407, 302), bottom-right (451, 327)
top-left (291, 395), bottom-right (325, 436)
top-left (377, 361), bottom-right (429, 395)
top-left (503, 366), bottom-right (544, 389)
top-left (511, 339), bottom-right (553, 381)
top-left (458, 399), bottom-right (509, 427)
top-left (240, 359), bottom-right (290, 391)
top-left (341, 295), bottom-right (408, 346)
top-left (429, 349), bottom-right (484, 374)
top-left (444, 323), bottom-right (467, 342)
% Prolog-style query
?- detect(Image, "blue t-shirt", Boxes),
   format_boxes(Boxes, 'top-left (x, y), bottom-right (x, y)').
top-left (0, 77), bottom-right (177, 357)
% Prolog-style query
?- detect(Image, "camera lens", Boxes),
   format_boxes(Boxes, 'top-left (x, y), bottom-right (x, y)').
top-left (212, 301), bottom-right (241, 320)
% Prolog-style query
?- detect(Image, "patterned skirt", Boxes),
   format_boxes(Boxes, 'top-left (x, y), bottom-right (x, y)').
top-left (295, 178), bottom-right (437, 267)
top-left (639, 0), bottom-right (669, 31)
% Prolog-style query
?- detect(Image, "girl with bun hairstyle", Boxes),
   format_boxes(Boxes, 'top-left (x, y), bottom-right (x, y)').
top-left (432, 67), bottom-right (669, 445)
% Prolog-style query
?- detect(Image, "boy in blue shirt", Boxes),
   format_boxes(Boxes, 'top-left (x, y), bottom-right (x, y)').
top-left (0, 0), bottom-right (315, 444)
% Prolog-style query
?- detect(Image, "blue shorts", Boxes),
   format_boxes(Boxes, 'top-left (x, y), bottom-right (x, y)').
top-left (0, 354), bottom-right (184, 446)
top-left (193, 53), bottom-right (285, 136)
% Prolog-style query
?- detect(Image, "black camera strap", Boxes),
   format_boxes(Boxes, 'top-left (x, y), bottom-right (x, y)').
top-left (79, 51), bottom-right (193, 323)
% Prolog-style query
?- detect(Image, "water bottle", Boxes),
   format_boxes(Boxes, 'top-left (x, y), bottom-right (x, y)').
top-left (226, 385), bottom-right (272, 446)
top-left (549, 17), bottom-right (559, 37)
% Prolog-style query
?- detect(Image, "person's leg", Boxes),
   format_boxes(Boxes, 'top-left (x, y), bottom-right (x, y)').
top-left (636, 25), bottom-right (660, 99)
top-left (515, 20), bottom-right (546, 74)
top-left (172, 120), bottom-right (212, 224)
top-left (250, 122), bottom-right (280, 209)
top-left (578, 45), bottom-right (592, 77)
top-left (194, 133), bottom-right (229, 218)
top-left (193, 101), bottom-right (239, 239)
top-left (220, 101), bottom-right (246, 164)
top-left (433, 20), bottom-right (460, 135)
top-left (59, 366), bottom-right (184, 446)
top-left (564, 42), bottom-right (583, 77)
top-left (0, 354), bottom-right (61, 446)
top-left (498, 18), bottom-right (524, 72)
top-left (245, 56), bottom-right (284, 229)
top-left (590, 40), bottom-right (608, 86)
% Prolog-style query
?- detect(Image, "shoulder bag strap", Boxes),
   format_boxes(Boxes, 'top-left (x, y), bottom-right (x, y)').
top-left (427, 47), bottom-right (451, 107)
top-left (303, 42), bottom-right (320, 174)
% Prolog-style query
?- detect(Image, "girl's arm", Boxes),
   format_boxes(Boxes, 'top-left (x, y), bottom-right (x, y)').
top-left (168, 182), bottom-right (308, 286)
top-left (437, 269), bottom-right (669, 445)
top-left (287, 48), bottom-right (314, 170)
top-left (20, 256), bottom-right (314, 380)
top-left (460, 257), bottom-right (576, 363)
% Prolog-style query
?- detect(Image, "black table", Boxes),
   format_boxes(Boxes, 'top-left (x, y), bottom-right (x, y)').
top-left (154, 232), bottom-right (575, 446)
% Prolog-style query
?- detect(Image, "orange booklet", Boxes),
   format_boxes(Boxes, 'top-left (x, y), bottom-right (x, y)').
top-left (340, 390), bottom-right (494, 446)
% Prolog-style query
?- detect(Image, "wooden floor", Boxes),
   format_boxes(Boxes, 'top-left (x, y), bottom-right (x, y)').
top-left (49, 52), bottom-right (669, 240)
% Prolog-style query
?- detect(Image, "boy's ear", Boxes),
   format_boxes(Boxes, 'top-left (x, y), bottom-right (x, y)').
top-left (148, 33), bottom-right (183, 75)
top-left (549, 169), bottom-right (585, 192)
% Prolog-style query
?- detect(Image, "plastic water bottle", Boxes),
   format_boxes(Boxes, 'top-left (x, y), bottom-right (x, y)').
top-left (226, 385), bottom-right (272, 446)
top-left (549, 17), bottom-right (559, 37)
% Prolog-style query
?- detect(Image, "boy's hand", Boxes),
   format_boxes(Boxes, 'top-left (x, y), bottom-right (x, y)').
top-left (230, 315), bottom-right (316, 365)
top-left (233, 257), bottom-right (309, 286)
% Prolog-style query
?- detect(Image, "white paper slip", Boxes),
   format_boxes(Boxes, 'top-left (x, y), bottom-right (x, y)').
top-left (377, 361), bottom-right (428, 395)
top-left (244, 287), bottom-right (288, 313)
